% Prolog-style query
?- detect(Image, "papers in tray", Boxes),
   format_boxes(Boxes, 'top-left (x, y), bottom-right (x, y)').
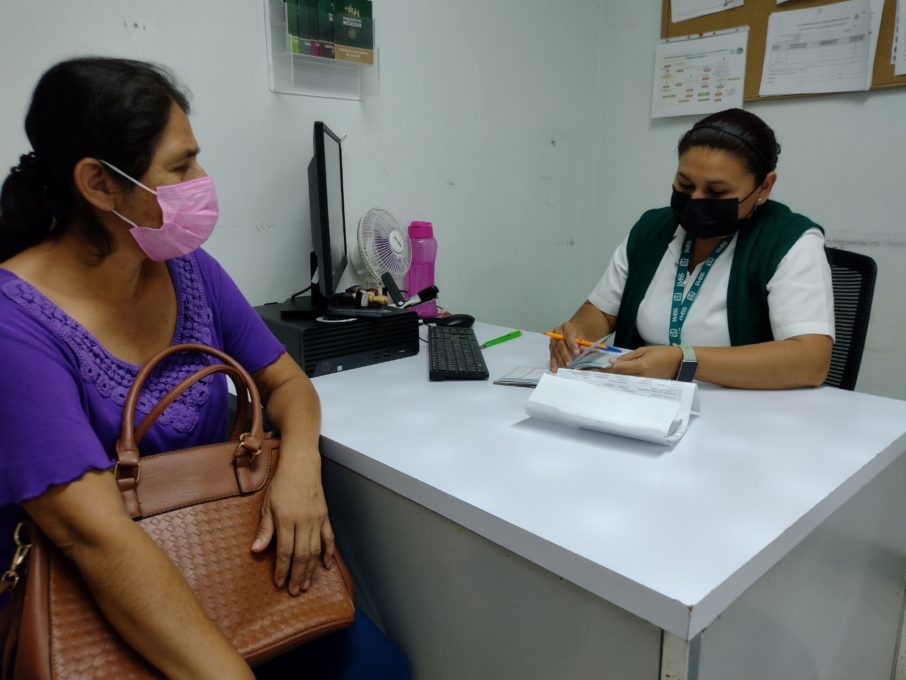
top-left (493, 345), bottom-right (629, 387)
top-left (525, 369), bottom-right (700, 445)
top-left (493, 366), bottom-right (549, 387)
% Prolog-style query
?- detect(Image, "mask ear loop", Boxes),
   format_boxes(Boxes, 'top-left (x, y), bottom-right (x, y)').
top-left (98, 160), bottom-right (157, 195)
top-left (98, 160), bottom-right (158, 229)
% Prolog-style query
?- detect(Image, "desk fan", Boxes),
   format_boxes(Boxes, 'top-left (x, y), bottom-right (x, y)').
top-left (352, 207), bottom-right (412, 290)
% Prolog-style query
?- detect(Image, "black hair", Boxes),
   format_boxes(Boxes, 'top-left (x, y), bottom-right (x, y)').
top-left (677, 108), bottom-right (781, 184)
top-left (0, 57), bottom-right (191, 261)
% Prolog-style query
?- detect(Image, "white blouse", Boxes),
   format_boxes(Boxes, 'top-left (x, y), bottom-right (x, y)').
top-left (587, 226), bottom-right (835, 347)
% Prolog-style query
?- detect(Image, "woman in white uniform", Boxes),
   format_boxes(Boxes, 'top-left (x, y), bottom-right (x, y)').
top-left (549, 108), bottom-right (834, 388)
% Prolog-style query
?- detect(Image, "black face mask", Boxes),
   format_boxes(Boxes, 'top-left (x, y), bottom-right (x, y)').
top-left (670, 186), bottom-right (759, 239)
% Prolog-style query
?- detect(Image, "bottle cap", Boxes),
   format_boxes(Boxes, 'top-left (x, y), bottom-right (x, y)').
top-left (408, 220), bottom-right (433, 238)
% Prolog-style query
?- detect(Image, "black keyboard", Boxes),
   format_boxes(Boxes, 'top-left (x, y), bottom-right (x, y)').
top-left (428, 325), bottom-right (489, 381)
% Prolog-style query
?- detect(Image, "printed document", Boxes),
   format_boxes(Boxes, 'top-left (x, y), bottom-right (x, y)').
top-left (893, 0), bottom-right (906, 76)
top-left (865, 0), bottom-right (885, 80)
top-left (652, 29), bottom-right (748, 118)
top-left (525, 370), bottom-right (700, 445)
top-left (672, 0), bottom-right (743, 23)
top-left (759, 0), bottom-right (873, 96)
top-left (494, 345), bottom-right (629, 387)
top-left (563, 344), bottom-right (629, 371)
top-left (894, 0), bottom-right (900, 68)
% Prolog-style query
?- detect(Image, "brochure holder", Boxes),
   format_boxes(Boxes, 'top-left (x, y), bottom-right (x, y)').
top-left (263, 0), bottom-right (380, 101)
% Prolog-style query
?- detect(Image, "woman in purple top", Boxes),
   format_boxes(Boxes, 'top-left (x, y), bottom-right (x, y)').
top-left (0, 58), bottom-right (407, 679)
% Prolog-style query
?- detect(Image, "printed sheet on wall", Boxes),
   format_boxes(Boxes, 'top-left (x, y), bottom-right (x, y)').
top-left (651, 28), bottom-right (748, 118)
top-left (759, 0), bottom-right (877, 96)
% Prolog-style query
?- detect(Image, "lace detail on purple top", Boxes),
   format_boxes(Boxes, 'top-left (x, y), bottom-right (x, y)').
top-left (2, 255), bottom-right (216, 434)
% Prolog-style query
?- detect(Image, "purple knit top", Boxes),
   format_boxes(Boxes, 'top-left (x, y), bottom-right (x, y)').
top-left (0, 249), bottom-right (284, 596)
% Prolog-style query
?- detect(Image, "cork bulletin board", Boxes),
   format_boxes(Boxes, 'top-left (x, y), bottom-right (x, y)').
top-left (661, 0), bottom-right (906, 101)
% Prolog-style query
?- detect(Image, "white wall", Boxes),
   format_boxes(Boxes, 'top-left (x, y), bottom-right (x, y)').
top-left (2, 1), bottom-right (903, 399)
top-left (593, 3), bottom-right (906, 400)
top-left (0, 0), bottom-right (602, 335)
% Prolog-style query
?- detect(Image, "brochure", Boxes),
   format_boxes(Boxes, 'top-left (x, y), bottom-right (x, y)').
top-left (334, 0), bottom-right (374, 64)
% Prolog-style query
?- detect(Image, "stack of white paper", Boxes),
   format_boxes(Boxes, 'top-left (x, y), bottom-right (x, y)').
top-left (525, 369), bottom-right (700, 445)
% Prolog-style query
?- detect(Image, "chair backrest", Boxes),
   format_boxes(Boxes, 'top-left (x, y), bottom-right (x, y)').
top-left (823, 247), bottom-right (877, 391)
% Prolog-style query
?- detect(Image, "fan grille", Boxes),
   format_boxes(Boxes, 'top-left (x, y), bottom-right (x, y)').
top-left (357, 208), bottom-right (411, 280)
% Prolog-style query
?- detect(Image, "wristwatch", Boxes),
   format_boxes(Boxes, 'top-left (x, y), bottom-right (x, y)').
top-left (675, 345), bottom-right (698, 382)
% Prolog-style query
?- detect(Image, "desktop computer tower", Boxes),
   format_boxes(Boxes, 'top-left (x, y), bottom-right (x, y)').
top-left (255, 302), bottom-right (420, 377)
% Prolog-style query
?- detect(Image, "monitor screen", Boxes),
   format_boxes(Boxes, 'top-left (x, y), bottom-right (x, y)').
top-left (308, 121), bottom-right (348, 306)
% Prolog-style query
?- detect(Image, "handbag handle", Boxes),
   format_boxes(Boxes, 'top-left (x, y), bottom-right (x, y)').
top-left (133, 364), bottom-right (250, 445)
top-left (114, 344), bottom-right (265, 500)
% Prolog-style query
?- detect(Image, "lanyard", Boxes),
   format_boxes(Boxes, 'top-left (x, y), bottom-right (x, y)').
top-left (668, 235), bottom-right (732, 345)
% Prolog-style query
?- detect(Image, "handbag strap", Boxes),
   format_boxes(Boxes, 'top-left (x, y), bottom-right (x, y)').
top-left (1, 523), bottom-right (31, 595)
top-left (1, 567), bottom-right (23, 680)
top-left (133, 364), bottom-right (250, 445)
top-left (114, 344), bottom-right (266, 511)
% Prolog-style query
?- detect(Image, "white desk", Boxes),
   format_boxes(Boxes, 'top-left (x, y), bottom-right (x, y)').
top-left (313, 323), bottom-right (906, 680)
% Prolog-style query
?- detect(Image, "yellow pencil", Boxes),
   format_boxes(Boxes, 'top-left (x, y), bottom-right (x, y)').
top-left (544, 331), bottom-right (622, 354)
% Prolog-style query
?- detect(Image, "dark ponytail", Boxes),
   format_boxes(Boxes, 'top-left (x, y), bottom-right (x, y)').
top-left (0, 152), bottom-right (57, 260)
top-left (0, 57), bottom-right (191, 262)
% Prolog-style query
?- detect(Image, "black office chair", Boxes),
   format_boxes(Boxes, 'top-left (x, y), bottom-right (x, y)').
top-left (823, 247), bottom-right (877, 391)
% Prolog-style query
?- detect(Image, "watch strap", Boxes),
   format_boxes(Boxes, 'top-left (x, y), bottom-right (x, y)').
top-left (675, 345), bottom-right (697, 382)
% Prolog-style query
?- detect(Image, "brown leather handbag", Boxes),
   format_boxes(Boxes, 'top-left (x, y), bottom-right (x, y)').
top-left (0, 343), bottom-right (354, 679)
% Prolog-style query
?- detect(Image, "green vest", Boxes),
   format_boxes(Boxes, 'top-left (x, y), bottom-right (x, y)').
top-left (613, 200), bottom-right (824, 349)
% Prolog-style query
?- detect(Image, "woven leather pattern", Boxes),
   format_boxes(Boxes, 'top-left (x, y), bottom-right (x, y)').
top-left (45, 490), bottom-right (354, 679)
top-left (12, 344), bottom-right (355, 679)
top-left (49, 556), bottom-right (157, 680)
top-left (143, 494), bottom-right (354, 655)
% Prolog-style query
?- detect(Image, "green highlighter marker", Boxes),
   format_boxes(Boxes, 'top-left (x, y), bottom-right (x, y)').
top-left (480, 330), bottom-right (522, 350)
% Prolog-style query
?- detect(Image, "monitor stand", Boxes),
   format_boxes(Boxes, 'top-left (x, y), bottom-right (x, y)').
top-left (279, 251), bottom-right (329, 320)
top-left (278, 295), bottom-right (323, 320)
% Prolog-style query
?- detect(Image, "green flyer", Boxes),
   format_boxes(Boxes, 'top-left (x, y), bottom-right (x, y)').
top-left (314, 0), bottom-right (336, 59)
top-left (334, 0), bottom-right (373, 64)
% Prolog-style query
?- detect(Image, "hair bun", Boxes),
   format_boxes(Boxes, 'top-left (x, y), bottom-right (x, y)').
top-left (12, 151), bottom-right (40, 180)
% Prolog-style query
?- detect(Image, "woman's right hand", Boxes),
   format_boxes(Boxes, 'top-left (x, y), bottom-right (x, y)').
top-left (549, 322), bottom-right (583, 371)
top-left (549, 304), bottom-right (617, 371)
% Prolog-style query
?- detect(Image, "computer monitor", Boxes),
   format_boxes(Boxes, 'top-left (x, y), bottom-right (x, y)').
top-left (307, 121), bottom-right (348, 309)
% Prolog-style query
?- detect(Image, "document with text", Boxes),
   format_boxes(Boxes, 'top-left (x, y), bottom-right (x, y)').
top-left (866, 0), bottom-right (884, 78)
top-left (893, 0), bottom-right (906, 76)
top-left (525, 369), bottom-right (700, 445)
top-left (494, 345), bottom-right (629, 387)
top-left (760, 0), bottom-right (873, 96)
top-left (652, 29), bottom-right (747, 119)
top-left (671, 0), bottom-right (743, 23)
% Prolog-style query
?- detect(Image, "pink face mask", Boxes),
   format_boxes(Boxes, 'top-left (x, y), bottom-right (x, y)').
top-left (100, 160), bottom-right (219, 261)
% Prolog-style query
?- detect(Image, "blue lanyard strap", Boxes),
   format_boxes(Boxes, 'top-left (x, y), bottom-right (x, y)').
top-left (668, 235), bottom-right (732, 346)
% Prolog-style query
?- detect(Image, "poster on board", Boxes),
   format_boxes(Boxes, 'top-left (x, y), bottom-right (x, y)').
top-left (651, 28), bottom-right (748, 118)
top-left (759, 0), bottom-right (873, 96)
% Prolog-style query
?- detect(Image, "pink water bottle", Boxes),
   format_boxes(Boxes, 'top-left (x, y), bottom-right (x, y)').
top-left (406, 220), bottom-right (438, 318)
